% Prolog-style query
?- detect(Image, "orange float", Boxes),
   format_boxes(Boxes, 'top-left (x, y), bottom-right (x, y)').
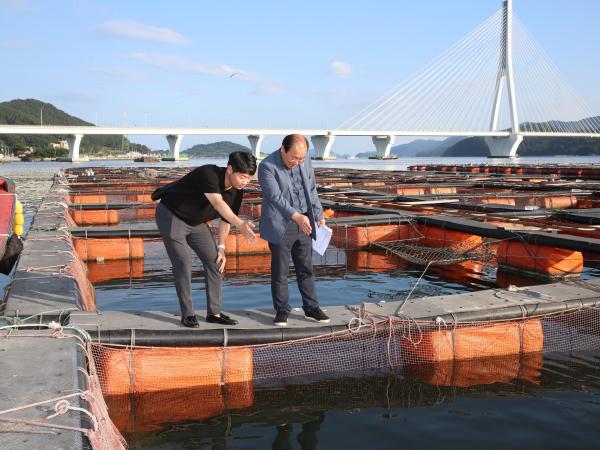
top-left (70, 194), bottom-right (107, 204)
top-left (541, 196), bottom-right (577, 209)
top-left (96, 345), bottom-right (253, 396)
top-left (418, 225), bottom-right (483, 251)
top-left (71, 209), bottom-right (119, 226)
top-left (497, 240), bottom-right (583, 278)
top-left (73, 237), bottom-right (145, 261)
top-left (331, 223), bottom-right (412, 248)
top-left (402, 319), bottom-right (543, 363)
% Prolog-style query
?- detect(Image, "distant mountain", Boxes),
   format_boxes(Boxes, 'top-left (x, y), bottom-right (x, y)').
top-left (183, 141), bottom-right (255, 158)
top-left (414, 136), bottom-right (464, 156)
top-left (0, 98), bottom-right (150, 156)
top-left (391, 138), bottom-right (448, 157)
top-left (354, 136), bottom-right (463, 158)
top-left (443, 115), bottom-right (600, 156)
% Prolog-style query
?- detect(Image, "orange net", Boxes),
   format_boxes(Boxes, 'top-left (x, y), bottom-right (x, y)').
top-left (85, 308), bottom-right (600, 436)
top-left (91, 307), bottom-right (600, 391)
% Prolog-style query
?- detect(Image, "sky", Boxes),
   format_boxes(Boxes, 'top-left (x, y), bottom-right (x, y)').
top-left (1, 0), bottom-right (599, 154)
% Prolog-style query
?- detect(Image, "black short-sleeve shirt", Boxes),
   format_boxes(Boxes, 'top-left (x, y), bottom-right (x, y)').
top-left (160, 165), bottom-right (242, 226)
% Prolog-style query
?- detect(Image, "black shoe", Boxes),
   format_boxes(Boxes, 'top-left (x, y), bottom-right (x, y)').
top-left (206, 313), bottom-right (238, 325)
top-left (304, 307), bottom-right (330, 323)
top-left (274, 310), bottom-right (288, 327)
top-left (181, 315), bottom-right (200, 328)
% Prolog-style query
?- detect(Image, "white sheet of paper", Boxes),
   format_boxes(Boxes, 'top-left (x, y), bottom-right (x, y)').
top-left (312, 224), bottom-right (332, 256)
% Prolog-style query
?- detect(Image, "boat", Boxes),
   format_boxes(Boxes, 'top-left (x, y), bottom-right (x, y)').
top-left (346, 155), bottom-right (358, 160)
top-left (368, 154), bottom-right (398, 160)
top-left (0, 177), bottom-right (23, 274)
top-left (134, 155), bottom-right (162, 162)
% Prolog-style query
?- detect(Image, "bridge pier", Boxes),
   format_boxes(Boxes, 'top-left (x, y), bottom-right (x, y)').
top-left (371, 135), bottom-right (396, 159)
top-left (66, 134), bottom-right (88, 162)
top-left (247, 134), bottom-right (264, 160)
top-left (485, 134), bottom-right (522, 158)
top-left (166, 134), bottom-right (184, 160)
top-left (310, 135), bottom-right (335, 160)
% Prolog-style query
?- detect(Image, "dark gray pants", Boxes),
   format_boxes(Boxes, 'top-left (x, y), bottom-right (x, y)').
top-left (269, 221), bottom-right (319, 313)
top-left (156, 202), bottom-right (222, 318)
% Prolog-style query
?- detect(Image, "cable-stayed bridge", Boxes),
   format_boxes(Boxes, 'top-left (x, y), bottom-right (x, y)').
top-left (1, 0), bottom-right (598, 160)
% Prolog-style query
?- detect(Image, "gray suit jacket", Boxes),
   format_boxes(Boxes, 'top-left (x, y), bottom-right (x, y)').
top-left (258, 150), bottom-right (323, 244)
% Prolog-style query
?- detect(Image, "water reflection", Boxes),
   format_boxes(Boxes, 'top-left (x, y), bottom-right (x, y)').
top-left (109, 351), bottom-right (600, 449)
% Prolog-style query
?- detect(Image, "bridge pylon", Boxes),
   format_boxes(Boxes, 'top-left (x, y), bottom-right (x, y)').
top-left (486, 0), bottom-right (522, 158)
top-left (166, 134), bottom-right (184, 160)
top-left (311, 135), bottom-right (336, 160)
top-left (247, 134), bottom-right (264, 160)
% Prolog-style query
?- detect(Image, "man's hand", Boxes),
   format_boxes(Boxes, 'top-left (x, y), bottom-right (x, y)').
top-left (215, 247), bottom-right (226, 273)
top-left (292, 212), bottom-right (312, 236)
top-left (318, 218), bottom-right (326, 228)
top-left (239, 220), bottom-right (256, 243)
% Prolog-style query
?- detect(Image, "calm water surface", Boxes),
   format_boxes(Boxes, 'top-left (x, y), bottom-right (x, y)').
top-left (2, 157), bottom-right (600, 449)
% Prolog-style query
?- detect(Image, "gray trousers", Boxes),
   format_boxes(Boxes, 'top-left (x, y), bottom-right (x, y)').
top-left (269, 221), bottom-right (319, 313)
top-left (155, 202), bottom-right (222, 318)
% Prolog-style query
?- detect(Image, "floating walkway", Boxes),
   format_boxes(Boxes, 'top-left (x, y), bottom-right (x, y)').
top-left (3, 164), bottom-right (600, 449)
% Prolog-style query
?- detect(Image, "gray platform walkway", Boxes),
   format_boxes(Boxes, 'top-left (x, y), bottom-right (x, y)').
top-left (0, 334), bottom-right (88, 450)
top-left (67, 279), bottom-right (600, 346)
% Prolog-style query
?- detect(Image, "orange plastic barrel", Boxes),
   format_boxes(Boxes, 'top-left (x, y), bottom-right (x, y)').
top-left (331, 223), bottom-right (411, 248)
top-left (480, 197), bottom-right (516, 206)
top-left (497, 240), bottom-right (583, 277)
top-left (402, 319), bottom-right (543, 363)
top-left (419, 225), bottom-right (483, 251)
top-left (73, 237), bottom-right (145, 261)
top-left (541, 196), bottom-right (577, 209)
top-left (97, 345), bottom-right (254, 396)
top-left (70, 194), bottom-right (107, 204)
top-left (71, 209), bottom-right (119, 226)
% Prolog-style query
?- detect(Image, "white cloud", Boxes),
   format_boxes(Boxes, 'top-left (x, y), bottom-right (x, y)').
top-left (92, 20), bottom-right (189, 45)
top-left (330, 60), bottom-right (352, 77)
top-left (127, 52), bottom-right (286, 96)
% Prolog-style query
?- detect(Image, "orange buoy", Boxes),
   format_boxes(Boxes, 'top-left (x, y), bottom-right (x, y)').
top-left (497, 240), bottom-right (583, 278)
top-left (71, 209), bottom-right (119, 226)
top-left (541, 196), bottom-right (577, 210)
top-left (73, 237), bottom-right (144, 261)
top-left (402, 319), bottom-right (543, 363)
top-left (480, 197), bottom-right (516, 206)
top-left (419, 225), bottom-right (483, 251)
top-left (331, 223), bottom-right (411, 248)
top-left (96, 345), bottom-right (254, 396)
top-left (70, 194), bottom-right (107, 204)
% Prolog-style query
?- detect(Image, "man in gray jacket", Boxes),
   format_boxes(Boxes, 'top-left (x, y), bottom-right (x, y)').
top-left (258, 134), bottom-right (330, 326)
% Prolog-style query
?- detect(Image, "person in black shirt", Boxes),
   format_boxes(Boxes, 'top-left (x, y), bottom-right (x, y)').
top-left (155, 151), bottom-right (257, 327)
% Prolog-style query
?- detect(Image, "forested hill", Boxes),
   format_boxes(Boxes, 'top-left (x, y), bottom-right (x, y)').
top-left (183, 141), bottom-right (254, 158)
top-left (443, 116), bottom-right (600, 156)
top-left (0, 98), bottom-right (150, 155)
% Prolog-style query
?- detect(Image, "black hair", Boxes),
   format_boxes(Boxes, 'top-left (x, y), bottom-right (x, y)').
top-left (281, 134), bottom-right (309, 153)
top-left (228, 151), bottom-right (257, 175)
